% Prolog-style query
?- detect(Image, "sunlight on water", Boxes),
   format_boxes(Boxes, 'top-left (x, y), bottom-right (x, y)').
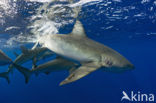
top-left (0, 0), bottom-right (102, 47)
top-left (0, 0), bottom-right (17, 25)
top-left (0, 0), bottom-right (156, 48)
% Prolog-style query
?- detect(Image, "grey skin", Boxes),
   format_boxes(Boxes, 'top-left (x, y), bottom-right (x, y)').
top-left (38, 20), bottom-right (134, 86)
top-left (36, 50), bottom-right (54, 62)
top-left (8, 46), bottom-right (53, 73)
top-left (0, 50), bottom-right (12, 66)
top-left (13, 57), bottom-right (78, 84)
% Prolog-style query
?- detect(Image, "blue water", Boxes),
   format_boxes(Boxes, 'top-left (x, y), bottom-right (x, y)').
top-left (0, 0), bottom-right (156, 103)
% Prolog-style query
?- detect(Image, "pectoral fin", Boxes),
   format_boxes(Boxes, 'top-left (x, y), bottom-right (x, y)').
top-left (60, 62), bottom-right (101, 86)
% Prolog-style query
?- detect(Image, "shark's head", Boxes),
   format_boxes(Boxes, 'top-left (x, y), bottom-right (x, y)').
top-left (102, 52), bottom-right (134, 72)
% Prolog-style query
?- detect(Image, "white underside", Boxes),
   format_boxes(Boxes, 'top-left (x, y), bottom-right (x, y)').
top-left (41, 37), bottom-right (91, 62)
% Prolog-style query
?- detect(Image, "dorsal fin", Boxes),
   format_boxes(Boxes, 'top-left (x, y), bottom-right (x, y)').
top-left (70, 20), bottom-right (86, 37)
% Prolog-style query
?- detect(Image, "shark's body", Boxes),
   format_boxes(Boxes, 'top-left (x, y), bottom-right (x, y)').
top-left (8, 46), bottom-right (53, 72)
top-left (32, 57), bottom-right (77, 74)
top-left (0, 50), bottom-right (12, 66)
top-left (39, 20), bottom-right (134, 85)
top-left (13, 57), bottom-right (78, 83)
top-left (36, 50), bottom-right (54, 62)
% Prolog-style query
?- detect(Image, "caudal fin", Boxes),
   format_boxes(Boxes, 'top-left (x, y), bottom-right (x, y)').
top-left (13, 63), bottom-right (32, 84)
top-left (0, 71), bottom-right (10, 84)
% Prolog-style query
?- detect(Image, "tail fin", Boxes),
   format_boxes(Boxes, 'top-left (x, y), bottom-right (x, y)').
top-left (0, 71), bottom-right (10, 84)
top-left (13, 63), bottom-right (32, 84)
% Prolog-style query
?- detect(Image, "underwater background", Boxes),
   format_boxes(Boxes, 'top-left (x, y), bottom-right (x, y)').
top-left (0, 0), bottom-right (156, 103)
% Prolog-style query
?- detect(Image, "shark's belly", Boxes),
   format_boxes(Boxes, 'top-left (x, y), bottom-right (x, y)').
top-left (35, 62), bottom-right (72, 73)
top-left (44, 38), bottom-right (93, 62)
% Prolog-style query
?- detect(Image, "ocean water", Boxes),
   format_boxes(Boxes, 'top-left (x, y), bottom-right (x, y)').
top-left (0, 0), bottom-right (156, 103)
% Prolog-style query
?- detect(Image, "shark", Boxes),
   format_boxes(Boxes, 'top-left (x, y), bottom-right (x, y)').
top-left (0, 46), bottom-right (53, 83)
top-left (0, 71), bottom-right (10, 83)
top-left (0, 45), bottom-right (53, 84)
top-left (8, 46), bottom-right (54, 73)
top-left (13, 57), bottom-right (78, 84)
top-left (38, 20), bottom-right (134, 86)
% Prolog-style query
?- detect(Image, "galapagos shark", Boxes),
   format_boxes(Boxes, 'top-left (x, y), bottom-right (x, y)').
top-left (8, 46), bottom-right (54, 73)
top-left (38, 20), bottom-right (134, 86)
top-left (13, 57), bottom-right (78, 84)
top-left (0, 46), bottom-right (53, 84)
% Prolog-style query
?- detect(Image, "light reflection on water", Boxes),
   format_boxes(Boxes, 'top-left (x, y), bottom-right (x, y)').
top-left (0, 0), bottom-right (156, 48)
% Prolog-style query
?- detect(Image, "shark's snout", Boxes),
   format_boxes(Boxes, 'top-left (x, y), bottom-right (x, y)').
top-left (126, 63), bottom-right (135, 69)
top-left (119, 59), bottom-right (135, 70)
top-left (103, 54), bottom-right (135, 71)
